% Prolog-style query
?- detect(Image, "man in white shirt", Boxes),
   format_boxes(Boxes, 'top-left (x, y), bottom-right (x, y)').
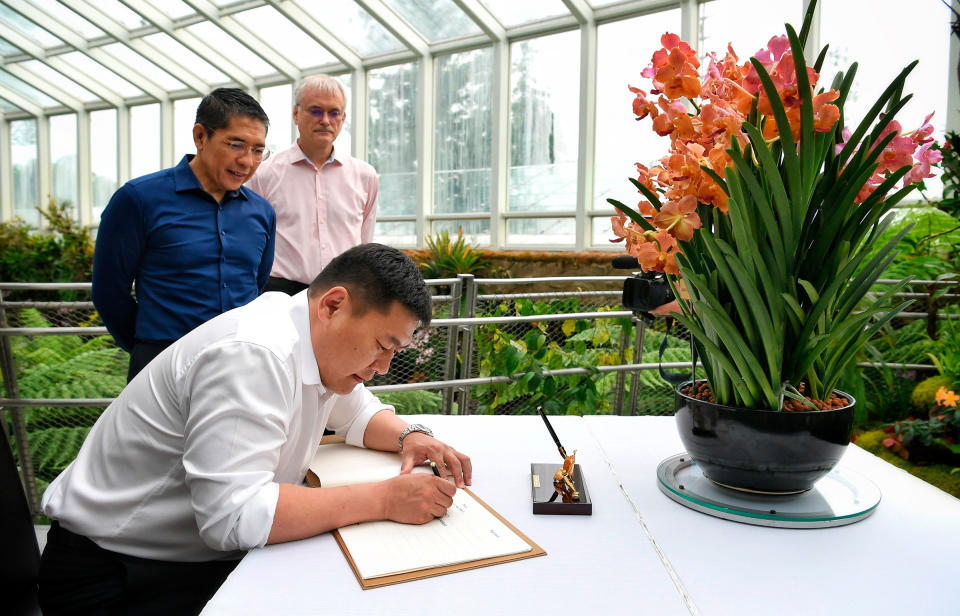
top-left (38, 243), bottom-right (470, 615)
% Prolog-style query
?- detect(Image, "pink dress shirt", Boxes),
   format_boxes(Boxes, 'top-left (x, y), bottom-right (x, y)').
top-left (248, 143), bottom-right (379, 284)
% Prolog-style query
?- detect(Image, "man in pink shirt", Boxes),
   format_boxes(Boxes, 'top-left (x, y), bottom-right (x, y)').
top-left (249, 74), bottom-right (379, 295)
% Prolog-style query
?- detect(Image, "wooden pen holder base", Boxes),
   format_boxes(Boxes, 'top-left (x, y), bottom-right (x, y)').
top-left (530, 463), bottom-right (593, 515)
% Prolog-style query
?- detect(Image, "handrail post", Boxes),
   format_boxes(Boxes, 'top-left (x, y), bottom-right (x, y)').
top-left (441, 277), bottom-right (462, 415)
top-left (627, 315), bottom-right (646, 415)
top-left (456, 274), bottom-right (477, 416)
top-left (0, 289), bottom-right (41, 519)
top-left (613, 315), bottom-right (630, 415)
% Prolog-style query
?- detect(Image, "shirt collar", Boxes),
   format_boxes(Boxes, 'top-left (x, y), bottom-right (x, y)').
top-left (295, 143), bottom-right (341, 169)
top-left (289, 289), bottom-right (325, 390)
top-left (173, 154), bottom-right (247, 201)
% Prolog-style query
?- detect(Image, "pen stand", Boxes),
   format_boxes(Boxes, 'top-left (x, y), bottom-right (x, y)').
top-left (530, 463), bottom-right (592, 515)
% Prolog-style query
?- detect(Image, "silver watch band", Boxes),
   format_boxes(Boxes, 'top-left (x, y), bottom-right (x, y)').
top-left (398, 424), bottom-right (433, 450)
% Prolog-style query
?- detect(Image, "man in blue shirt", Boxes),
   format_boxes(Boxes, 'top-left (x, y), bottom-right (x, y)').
top-left (92, 88), bottom-right (276, 380)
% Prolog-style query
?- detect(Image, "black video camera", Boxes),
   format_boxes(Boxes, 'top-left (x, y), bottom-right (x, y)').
top-left (612, 256), bottom-right (675, 315)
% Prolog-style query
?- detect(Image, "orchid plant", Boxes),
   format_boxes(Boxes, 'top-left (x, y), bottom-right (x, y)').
top-left (609, 0), bottom-right (941, 411)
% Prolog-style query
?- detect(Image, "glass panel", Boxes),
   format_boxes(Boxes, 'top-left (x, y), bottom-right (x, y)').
top-left (259, 83), bottom-right (293, 155)
top-left (296, 0), bottom-right (403, 56)
top-left (434, 48), bottom-right (493, 214)
top-left (233, 7), bottom-right (337, 67)
top-left (90, 109), bottom-right (118, 223)
top-left (821, 0), bottom-right (949, 199)
top-left (699, 0), bottom-right (802, 68)
top-left (50, 113), bottom-right (79, 213)
top-left (389, 0), bottom-right (482, 42)
top-left (100, 43), bottom-right (187, 91)
top-left (11, 119), bottom-right (39, 226)
top-left (432, 219), bottom-right (490, 247)
top-left (0, 69), bottom-right (60, 107)
top-left (0, 39), bottom-right (19, 55)
top-left (20, 61), bottom-right (100, 102)
top-left (59, 52), bottom-right (144, 97)
top-left (142, 34), bottom-right (230, 84)
top-left (131, 103), bottom-right (161, 178)
top-left (0, 98), bottom-right (19, 112)
top-left (375, 220), bottom-right (416, 247)
top-left (369, 62), bottom-right (419, 217)
top-left (36, 2), bottom-right (105, 38)
top-left (85, 0), bottom-right (147, 29)
top-left (507, 218), bottom-right (575, 246)
top-left (174, 97), bottom-right (201, 161)
top-left (509, 30), bottom-right (579, 213)
top-left (0, 6), bottom-right (63, 48)
top-left (185, 22), bottom-right (276, 77)
top-left (594, 10), bottom-right (681, 218)
top-left (591, 213), bottom-right (617, 247)
top-left (144, 0), bottom-right (195, 19)
top-left (478, 0), bottom-right (567, 27)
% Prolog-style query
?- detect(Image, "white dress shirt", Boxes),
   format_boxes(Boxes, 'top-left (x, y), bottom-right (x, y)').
top-left (42, 291), bottom-right (389, 562)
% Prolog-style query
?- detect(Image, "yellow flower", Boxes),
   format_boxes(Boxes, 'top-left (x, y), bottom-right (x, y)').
top-left (936, 386), bottom-right (958, 407)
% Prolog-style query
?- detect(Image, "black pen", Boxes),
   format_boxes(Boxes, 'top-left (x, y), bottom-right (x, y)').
top-left (430, 460), bottom-right (443, 477)
top-left (537, 405), bottom-right (568, 460)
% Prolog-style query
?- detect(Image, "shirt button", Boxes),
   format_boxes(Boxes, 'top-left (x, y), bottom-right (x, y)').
top-left (221, 230), bottom-right (226, 236)
top-left (222, 283), bottom-right (228, 288)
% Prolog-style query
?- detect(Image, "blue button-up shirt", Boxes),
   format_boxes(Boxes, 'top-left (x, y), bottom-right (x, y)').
top-left (92, 155), bottom-right (276, 352)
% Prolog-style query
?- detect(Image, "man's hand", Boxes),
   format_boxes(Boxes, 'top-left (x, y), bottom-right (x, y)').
top-left (399, 432), bottom-right (472, 488)
top-left (382, 474), bottom-right (456, 524)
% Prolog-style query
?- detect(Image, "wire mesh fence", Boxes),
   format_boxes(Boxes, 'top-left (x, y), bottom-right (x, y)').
top-left (1, 276), bottom-right (950, 521)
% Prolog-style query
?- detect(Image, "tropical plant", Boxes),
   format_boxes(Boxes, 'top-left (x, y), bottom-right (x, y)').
top-left (608, 0), bottom-right (939, 410)
top-left (418, 228), bottom-right (490, 279)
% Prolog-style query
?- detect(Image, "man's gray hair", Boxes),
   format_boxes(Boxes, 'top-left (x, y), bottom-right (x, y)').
top-left (294, 74), bottom-right (347, 107)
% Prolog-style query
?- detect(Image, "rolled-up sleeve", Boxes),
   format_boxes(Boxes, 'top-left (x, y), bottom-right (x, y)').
top-left (180, 341), bottom-right (298, 552)
top-left (326, 387), bottom-right (392, 447)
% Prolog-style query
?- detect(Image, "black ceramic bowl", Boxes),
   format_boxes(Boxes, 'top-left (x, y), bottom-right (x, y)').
top-left (674, 381), bottom-right (856, 494)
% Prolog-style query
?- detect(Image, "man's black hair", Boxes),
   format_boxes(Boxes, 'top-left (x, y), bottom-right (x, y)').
top-left (195, 88), bottom-right (270, 137)
top-left (309, 243), bottom-right (432, 326)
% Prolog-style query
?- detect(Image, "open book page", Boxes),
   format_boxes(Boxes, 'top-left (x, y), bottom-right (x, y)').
top-left (308, 443), bottom-right (430, 487)
top-left (338, 489), bottom-right (533, 579)
top-left (309, 443), bottom-right (534, 581)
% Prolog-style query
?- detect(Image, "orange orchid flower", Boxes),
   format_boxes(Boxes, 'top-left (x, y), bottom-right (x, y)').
top-left (653, 195), bottom-right (702, 241)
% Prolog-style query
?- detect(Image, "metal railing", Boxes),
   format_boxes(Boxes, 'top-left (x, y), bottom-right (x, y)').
top-left (1, 276), bottom-right (953, 520)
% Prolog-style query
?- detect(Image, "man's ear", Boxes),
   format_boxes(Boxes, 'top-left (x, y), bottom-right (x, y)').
top-left (316, 286), bottom-right (350, 320)
top-left (192, 123), bottom-right (207, 152)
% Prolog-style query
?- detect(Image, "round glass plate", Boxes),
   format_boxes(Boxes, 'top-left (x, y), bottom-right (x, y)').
top-left (657, 453), bottom-right (881, 528)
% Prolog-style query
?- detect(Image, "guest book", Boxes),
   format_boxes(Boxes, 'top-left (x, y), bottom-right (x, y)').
top-left (307, 442), bottom-right (546, 589)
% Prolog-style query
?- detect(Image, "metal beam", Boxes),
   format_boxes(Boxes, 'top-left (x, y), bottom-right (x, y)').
top-left (2, 64), bottom-right (84, 113)
top-left (266, 0), bottom-right (363, 71)
top-left (354, 0), bottom-right (431, 57)
top-left (181, 0), bottom-right (301, 82)
top-left (574, 15), bottom-right (598, 250)
top-left (0, 83), bottom-right (43, 116)
top-left (489, 39), bottom-right (509, 249)
top-left (453, 0), bottom-right (506, 42)
top-left (28, 0), bottom-right (170, 100)
top-left (118, 0), bottom-right (254, 90)
top-left (0, 116), bottom-right (11, 220)
top-left (561, 0), bottom-right (594, 25)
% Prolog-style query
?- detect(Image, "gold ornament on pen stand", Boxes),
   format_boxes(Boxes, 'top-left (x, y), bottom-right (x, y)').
top-left (553, 450), bottom-right (579, 502)
top-left (530, 406), bottom-right (592, 515)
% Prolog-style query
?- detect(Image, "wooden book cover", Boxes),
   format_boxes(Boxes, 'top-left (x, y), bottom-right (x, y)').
top-left (307, 442), bottom-right (545, 589)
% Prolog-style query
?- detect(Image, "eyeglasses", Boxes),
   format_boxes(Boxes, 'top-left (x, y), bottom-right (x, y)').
top-left (303, 107), bottom-right (344, 122)
top-left (223, 139), bottom-right (269, 161)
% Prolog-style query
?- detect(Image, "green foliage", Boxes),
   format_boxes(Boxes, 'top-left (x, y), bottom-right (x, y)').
top-left (0, 199), bottom-right (94, 300)
top-left (379, 390), bottom-right (444, 414)
top-left (419, 229), bottom-right (490, 279)
top-left (856, 429), bottom-right (960, 498)
top-left (866, 206), bottom-right (960, 282)
top-left (931, 131), bottom-right (960, 217)
top-left (27, 426), bottom-right (91, 480)
top-left (471, 297), bottom-right (690, 415)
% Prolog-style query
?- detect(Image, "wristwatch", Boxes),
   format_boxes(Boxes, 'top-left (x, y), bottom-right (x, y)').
top-left (398, 424), bottom-right (434, 450)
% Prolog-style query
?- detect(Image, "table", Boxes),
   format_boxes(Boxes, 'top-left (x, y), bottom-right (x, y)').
top-left (202, 415), bottom-right (960, 616)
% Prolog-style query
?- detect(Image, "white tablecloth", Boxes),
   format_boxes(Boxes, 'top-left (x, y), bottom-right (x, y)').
top-left (202, 415), bottom-right (960, 616)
